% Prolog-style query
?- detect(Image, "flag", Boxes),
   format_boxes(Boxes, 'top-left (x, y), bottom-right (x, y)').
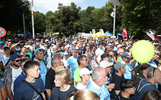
top-left (121, 28), bottom-right (127, 39)
top-left (146, 29), bottom-right (155, 41)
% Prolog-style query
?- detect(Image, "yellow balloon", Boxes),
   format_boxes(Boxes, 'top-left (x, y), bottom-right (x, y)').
top-left (132, 40), bottom-right (154, 63)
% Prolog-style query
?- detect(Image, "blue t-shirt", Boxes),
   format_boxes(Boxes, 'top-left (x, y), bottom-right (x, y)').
top-left (50, 85), bottom-right (76, 100)
top-left (13, 78), bottom-right (45, 100)
top-left (86, 81), bottom-right (110, 100)
top-left (66, 55), bottom-right (79, 79)
top-left (14, 72), bottom-right (26, 92)
top-left (0, 81), bottom-right (3, 88)
top-left (124, 63), bottom-right (133, 79)
top-left (34, 59), bottom-right (47, 86)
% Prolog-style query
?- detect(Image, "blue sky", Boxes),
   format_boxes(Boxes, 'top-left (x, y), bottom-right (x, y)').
top-left (29, 0), bottom-right (109, 14)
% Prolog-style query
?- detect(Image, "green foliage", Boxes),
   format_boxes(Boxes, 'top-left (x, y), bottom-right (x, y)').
top-left (121, 0), bottom-right (161, 38)
top-left (50, 2), bottom-right (81, 36)
top-left (34, 11), bottom-right (46, 33)
top-left (0, 0), bottom-right (31, 34)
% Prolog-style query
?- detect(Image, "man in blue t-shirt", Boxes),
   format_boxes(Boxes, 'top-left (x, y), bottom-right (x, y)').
top-left (34, 48), bottom-right (47, 86)
top-left (86, 67), bottom-right (110, 100)
top-left (67, 49), bottom-right (79, 79)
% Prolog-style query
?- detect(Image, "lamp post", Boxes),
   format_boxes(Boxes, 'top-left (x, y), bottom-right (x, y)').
top-left (111, 0), bottom-right (120, 36)
top-left (23, 12), bottom-right (26, 38)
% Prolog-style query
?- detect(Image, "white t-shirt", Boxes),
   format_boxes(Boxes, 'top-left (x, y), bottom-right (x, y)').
top-left (62, 58), bottom-right (67, 67)
top-left (95, 48), bottom-right (104, 63)
top-left (11, 67), bottom-right (22, 94)
top-left (76, 82), bottom-right (87, 89)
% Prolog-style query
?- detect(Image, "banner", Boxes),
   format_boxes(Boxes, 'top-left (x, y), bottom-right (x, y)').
top-left (146, 29), bottom-right (155, 41)
top-left (121, 28), bottom-right (127, 39)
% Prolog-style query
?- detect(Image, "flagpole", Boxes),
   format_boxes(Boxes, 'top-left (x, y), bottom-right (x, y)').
top-left (31, 0), bottom-right (35, 39)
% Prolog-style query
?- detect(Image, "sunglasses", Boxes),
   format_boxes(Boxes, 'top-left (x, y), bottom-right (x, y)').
top-left (126, 57), bottom-right (130, 59)
top-left (14, 59), bottom-right (21, 62)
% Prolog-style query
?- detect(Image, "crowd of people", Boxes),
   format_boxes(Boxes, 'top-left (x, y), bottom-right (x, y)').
top-left (0, 35), bottom-right (161, 100)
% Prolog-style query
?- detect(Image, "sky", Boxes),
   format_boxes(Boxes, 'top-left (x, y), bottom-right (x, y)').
top-left (28, 0), bottom-right (109, 14)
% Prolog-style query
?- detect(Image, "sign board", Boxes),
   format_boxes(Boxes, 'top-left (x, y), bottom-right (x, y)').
top-left (111, 0), bottom-right (120, 6)
top-left (0, 27), bottom-right (6, 37)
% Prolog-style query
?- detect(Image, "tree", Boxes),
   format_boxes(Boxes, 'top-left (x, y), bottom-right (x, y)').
top-left (51, 2), bottom-right (81, 36)
top-left (45, 11), bottom-right (54, 33)
top-left (34, 11), bottom-right (46, 33)
top-left (0, 0), bottom-right (31, 34)
top-left (121, 0), bottom-right (161, 39)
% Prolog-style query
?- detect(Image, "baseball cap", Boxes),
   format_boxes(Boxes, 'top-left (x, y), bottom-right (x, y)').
top-left (101, 53), bottom-right (109, 59)
top-left (0, 41), bottom-right (4, 45)
top-left (100, 61), bottom-right (113, 68)
top-left (64, 52), bottom-right (68, 56)
top-left (114, 62), bottom-right (126, 70)
top-left (34, 48), bottom-right (44, 55)
top-left (64, 45), bottom-right (70, 49)
top-left (79, 68), bottom-right (92, 76)
top-left (121, 52), bottom-right (130, 58)
top-left (98, 42), bottom-right (103, 45)
top-left (10, 54), bottom-right (21, 61)
top-left (117, 44), bottom-right (122, 48)
top-left (72, 41), bottom-right (77, 44)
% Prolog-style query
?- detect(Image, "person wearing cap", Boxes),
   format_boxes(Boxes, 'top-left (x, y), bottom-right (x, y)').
top-left (34, 48), bottom-right (47, 86)
top-left (95, 42), bottom-right (104, 64)
top-left (66, 49), bottom-right (79, 79)
top-left (121, 52), bottom-right (135, 79)
top-left (13, 58), bottom-right (29, 92)
top-left (127, 41), bottom-right (133, 48)
top-left (100, 53), bottom-right (111, 62)
top-left (74, 55), bottom-right (88, 87)
top-left (64, 44), bottom-right (70, 55)
top-left (69, 40), bottom-right (77, 53)
top-left (86, 67), bottom-right (110, 100)
top-left (3, 54), bottom-right (22, 100)
top-left (111, 62), bottom-right (126, 95)
top-left (100, 61), bottom-right (113, 83)
top-left (10, 43), bottom-right (19, 55)
top-left (76, 68), bottom-right (92, 89)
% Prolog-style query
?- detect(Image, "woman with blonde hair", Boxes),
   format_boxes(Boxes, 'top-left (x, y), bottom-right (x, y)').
top-left (74, 89), bottom-right (100, 100)
top-left (50, 70), bottom-right (76, 100)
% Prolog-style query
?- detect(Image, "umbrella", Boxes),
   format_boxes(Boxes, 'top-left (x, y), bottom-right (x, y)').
top-left (91, 32), bottom-right (107, 37)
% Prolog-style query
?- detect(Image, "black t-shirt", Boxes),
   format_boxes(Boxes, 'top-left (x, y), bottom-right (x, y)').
top-left (111, 73), bottom-right (125, 90)
top-left (118, 91), bottom-right (130, 100)
top-left (45, 68), bottom-right (55, 90)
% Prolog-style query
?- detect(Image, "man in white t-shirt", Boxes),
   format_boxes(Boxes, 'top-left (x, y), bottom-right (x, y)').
top-left (3, 54), bottom-right (22, 100)
top-left (95, 42), bottom-right (104, 64)
top-left (76, 68), bottom-right (92, 89)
